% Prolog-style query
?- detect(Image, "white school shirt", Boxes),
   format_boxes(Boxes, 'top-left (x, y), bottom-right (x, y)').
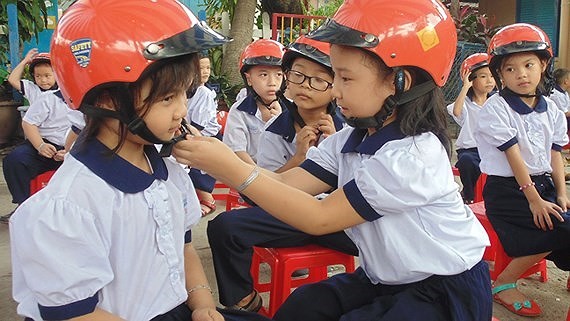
top-left (67, 108), bottom-right (86, 131)
top-left (20, 79), bottom-right (46, 105)
top-left (476, 92), bottom-right (568, 177)
top-left (186, 85), bottom-right (221, 137)
top-left (257, 108), bottom-right (344, 171)
top-left (222, 94), bottom-right (282, 163)
top-left (549, 85), bottom-right (570, 114)
top-left (300, 123), bottom-right (488, 285)
top-left (22, 90), bottom-right (71, 146)
top-left (10, 140), bottom-right (201, 321)
top-left (446, 97), bottom-right (483, 149)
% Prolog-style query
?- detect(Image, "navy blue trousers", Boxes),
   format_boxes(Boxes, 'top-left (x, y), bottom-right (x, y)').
top-left (189, 167), bottom-right (216, 192)
top-left (274, 261), bottom-right (492, 321)
top-left (3, 140), bottom-right (62, 204)
top-left (455, 148), bottom-right (481, 201)
top-left (207, 206), bottom-right (358, 307)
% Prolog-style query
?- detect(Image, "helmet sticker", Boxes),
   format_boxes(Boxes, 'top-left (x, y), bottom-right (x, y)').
top-left (417, 26), bottom-right (440, 52)
top-left (70, 38), bottom-right (93, 68)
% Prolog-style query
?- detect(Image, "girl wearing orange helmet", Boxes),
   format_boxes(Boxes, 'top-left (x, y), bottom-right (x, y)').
top-left (476, 23), bottom-right (570, 317)
top-left (222, 39), bottom-right (285, 165)
top-left (172, 0), bottom-right (492, 320)
top-left (8, 48), bottom-right (57, 104)
top-left (448, 53), bottom-right (496, 204)
top-left (206, 36), bottom-right (356, 313)
top-left (8, 1), bottom-right (271, 321)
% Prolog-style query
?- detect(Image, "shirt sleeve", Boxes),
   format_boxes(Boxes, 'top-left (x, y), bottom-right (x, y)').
top-left (21, 79), bottom-right (43, 103)
top-left (22, 94), bottom-right (51, 126)
top-left (257, 130), bottom-right (287, 171)
top-left (10, 198), bottom-right (112, 318)
top-left (222, 106), bottom-right (249, 153)
top-left (551, 101), bottom-right (569, 148)
top-left (477, 97), bottom-right (518, 151)
top-left (447, 102), bottom-right (466, 126)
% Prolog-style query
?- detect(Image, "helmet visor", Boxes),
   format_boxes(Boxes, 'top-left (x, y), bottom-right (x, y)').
top-left (144, 21), bottom-right (231, 60)
top-left (490, 41), bottom-right (550, 57)
top-left (284, 42), bottom-right (331, 69)
top-left (307, 18), bottom-right (378, 49)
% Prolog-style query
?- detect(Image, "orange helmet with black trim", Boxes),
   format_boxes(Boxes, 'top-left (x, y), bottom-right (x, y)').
top-left (487, 23), bottom-right (552, 72)
top-left (29, 53), bottom-right (52, 75)
top-left (282, 35), bottom-right (331, 70)
top-left (239, 39), bottom-right (285, 75)
top-left (51, 0), bottom-right (231, 110)
top-left (460, 53), bottom-right (490, 81)
top-left (306, 0), bottom-right (456, 86)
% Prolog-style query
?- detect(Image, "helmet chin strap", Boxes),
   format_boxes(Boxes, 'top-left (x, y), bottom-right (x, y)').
top-left (344, 69), bottom-right (436, 129)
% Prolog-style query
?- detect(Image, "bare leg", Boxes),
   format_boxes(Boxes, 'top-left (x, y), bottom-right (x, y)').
top-left (493, 252), bottom-right (550, 304)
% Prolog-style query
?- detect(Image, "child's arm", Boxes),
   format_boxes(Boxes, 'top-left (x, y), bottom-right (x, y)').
top-left (551, 150), bottom-right (570, 211)
top-left (273, 125), bottom-right (319, 173)
top-left (68, 308), bottom-right (126, 320)
top-left (451, 72), bottom-right (471, 117)
top-left (7, 48), bottom-right (37, 92)
top-left (505, 145), bottom-right (565, 230)
top-left (183, 243), bottom-right (223, 321)
top-left (22, 120), bottom-right (59, 159)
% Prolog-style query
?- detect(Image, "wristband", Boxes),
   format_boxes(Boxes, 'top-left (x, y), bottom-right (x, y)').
top-left (187, 284), bottom-right (212, 295)
top-left (519, 182), bottom-right (535, 191)
top-left (236, 166), bottom-right (259, 193)
top-left (37, 142), bottom-right (46, 152)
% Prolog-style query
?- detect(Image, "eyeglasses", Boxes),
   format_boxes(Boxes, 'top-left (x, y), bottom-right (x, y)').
top-left (286, 70), bottom-right (332, 92)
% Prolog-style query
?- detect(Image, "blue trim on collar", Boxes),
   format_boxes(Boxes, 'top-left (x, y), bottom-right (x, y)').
top-left (54, 90), bottom-right (64, 100)
top-left (500, 91), bottom-right (548, 114)
top-left (299, 159), bottom-right (338, 189)
top-left (71, 139), bottom-right (168, 193)
top-left (554, 84), bottom-right (564, 93)
top-left (343, 180), bottom-right (381, 221)
top-left (236, 95), bottom-right (258, 115)
top-left (266, 104), bottom-right (345, 143)
top-left (190, 121), bottom-right (205, 131)
top-left (341, 122), bottom-right (406, 155)
top-left (39, 294), bottom-right (98, 320)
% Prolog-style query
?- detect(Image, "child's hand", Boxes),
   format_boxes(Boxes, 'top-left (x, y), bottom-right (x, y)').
top-left (317, 113), bottom-right (336, 138)
top-left (557, 195), bottom-right (570, 213)
top-left (529, 198), bottom-right (565, 230)
top-left (53, 149), bottom-right (67, 162)
top-left (461, 70), bottom-right (473, 90)
top-left (191, 307), bottom-right (224, 321)
top-left (38, 142), bottom-right (57, 159)
top-left (172, 135), bottom-right (239, 178)
top-left (25, 48), bottom-right (39, 64)
top-left (268, 100), bottom-right (282, 117)
top-left (295, 125), bottom-right (319, 155)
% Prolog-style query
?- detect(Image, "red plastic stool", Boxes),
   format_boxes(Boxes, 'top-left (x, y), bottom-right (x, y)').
top-left (212, 183), bottom-right (250, 211)
top-left (451, 166), bottom-right (487, 203)
top-left (251, 244), bottom-right (355, 317)
top-left (30, 170), bottom-right (56, 195)
top-left (468, 202), bottom-right (547, 282)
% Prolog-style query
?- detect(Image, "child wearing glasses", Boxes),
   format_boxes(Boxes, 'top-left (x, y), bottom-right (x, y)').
top-left (206, 36), bottom-right (357, 312)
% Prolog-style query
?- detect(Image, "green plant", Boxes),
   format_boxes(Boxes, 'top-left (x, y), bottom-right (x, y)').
top-left (442, 1), bottom-right (501, 45)
top-left (207, 46), bottom-right (242, 111)
top-left (306, 0), bottom-right (343, 17)
top-left (0, 0), bottom-right (48, 66)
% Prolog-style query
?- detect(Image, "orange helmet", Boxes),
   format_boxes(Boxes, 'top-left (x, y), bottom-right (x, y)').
top-left (306, 0), bottom-right (456, 86)
top-left (460, 53), bottom-right (490, 81)
top-left (51, 0), bottom-right (231, 110)
top-left (239, 39), bottom-right (285, 75)
top-left (282, 35), bottom-right (331, 70)
top-left (29, 53), bottom-right (51, 75)
top-left (488, 23), bottom-right (552, 71)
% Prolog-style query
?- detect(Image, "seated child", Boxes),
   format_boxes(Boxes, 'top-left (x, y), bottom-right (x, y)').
top-left (222, 39), bottom-right (285, 164)
top-left (9, 1), bottom-right (270, 321)
top-left (477, 23), bottom-right (570, 317)
top-left (207, 36), bottom-right (356, 312)
top-left (186, 54), bottom-right (222, 216)
top-left (447, 53), bottom-right (496, 203)
top-left (173, 0), bottom-right (492, 320)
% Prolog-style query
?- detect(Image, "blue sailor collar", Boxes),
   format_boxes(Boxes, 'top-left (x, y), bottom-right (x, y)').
top-left (236, 94), bottom-right (259, 115)
top-left (341, 121), bottom-right (406, 155)
top-left (266, 105), bottom-right (345, 143)
top-left (554, 84), bottom-right (565, 93)
top-left (500, 90), bottom-right (547, 114)
top-left (71, 138), bottom-right (168, 193)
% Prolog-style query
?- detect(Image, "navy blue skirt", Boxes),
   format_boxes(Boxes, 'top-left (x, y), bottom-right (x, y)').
top-left (483, 174), bottom-right (570, 270)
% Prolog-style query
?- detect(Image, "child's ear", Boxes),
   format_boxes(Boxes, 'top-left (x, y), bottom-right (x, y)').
top-left (244, 72), bottom-right (252, 86)
top-left (95, 91), bottom-right (116, 111)
top-left (402, 69), bottom-right (413, 91)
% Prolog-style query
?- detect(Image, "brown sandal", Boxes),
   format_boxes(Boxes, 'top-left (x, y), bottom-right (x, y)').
top-left (229, 290), bottom-right (262, 313)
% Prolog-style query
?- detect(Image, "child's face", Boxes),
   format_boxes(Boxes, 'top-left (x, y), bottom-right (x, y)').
top-left (286, 57), bottom-right (333, 111)
top-left (33, 64), bottom-right (56, 90)
top-left (329, 45), bottom-right (394, 119)
top-left (245, 65), bottom-right (284, 103)
top-left (498, 52), bottom-right (546, 96)
top-left (470, 67), bottom-right (495, 95)
top-left (199, 58), bottom-right (211, 85)
top-left (138, 79), bottom-right (188, 143)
